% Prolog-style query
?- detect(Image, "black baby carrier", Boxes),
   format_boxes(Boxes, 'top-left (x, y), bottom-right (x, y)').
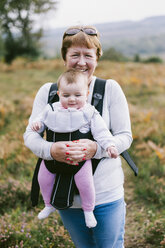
top-left (31, 78), bottom-right (138, 209)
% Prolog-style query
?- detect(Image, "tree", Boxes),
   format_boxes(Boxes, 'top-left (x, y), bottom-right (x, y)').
top-left (0, 0), bottom-right (57, 63)
top-left (133, 54), bottom-right (141, 62)
top-left (0, 32), bottom-right (5, 59)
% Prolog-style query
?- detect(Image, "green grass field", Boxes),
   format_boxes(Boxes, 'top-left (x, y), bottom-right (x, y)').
top-left (0, 58), bottom-right (165, 248)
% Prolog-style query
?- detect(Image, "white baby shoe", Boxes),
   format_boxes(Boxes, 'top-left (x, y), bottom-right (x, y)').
top-left (84, 211), bottom-right (97, 228)
top-left (38, 206), bottom-right (55, 220)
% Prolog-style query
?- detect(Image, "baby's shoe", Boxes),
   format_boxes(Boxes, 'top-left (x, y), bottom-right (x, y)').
top-left (38, 206), bottom-right (55, 220)
top-left (84, 211), bottom-right (97, 228)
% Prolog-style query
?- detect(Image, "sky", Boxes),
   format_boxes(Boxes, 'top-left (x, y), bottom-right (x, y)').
top-left (36, 0), bottom-right (165, 30)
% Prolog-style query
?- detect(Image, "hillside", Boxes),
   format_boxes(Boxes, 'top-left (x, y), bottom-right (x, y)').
top-left (0, 59), bottom-right (165, 247)
top-left (40, 15), bottom-right (165, 59)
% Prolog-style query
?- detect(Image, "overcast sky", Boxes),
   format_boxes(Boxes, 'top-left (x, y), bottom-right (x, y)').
top-left (36, 0), bottom-right (165, 29)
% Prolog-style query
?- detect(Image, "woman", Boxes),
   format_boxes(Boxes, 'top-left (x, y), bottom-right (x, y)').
top-left (24, 25), bottom-right (133, 247)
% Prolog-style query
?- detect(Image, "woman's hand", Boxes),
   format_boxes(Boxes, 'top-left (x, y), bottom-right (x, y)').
top-left (78, 139), bottom-right (97, 160)
top-left (50, 139), bottom-right (97, 165)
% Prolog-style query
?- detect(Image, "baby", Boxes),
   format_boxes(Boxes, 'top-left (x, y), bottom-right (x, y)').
top-left (31, 69), bottom-right (118, 228)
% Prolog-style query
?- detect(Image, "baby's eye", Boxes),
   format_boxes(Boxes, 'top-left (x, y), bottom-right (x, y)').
top-left (63, 94), bottom-right (69, 97)
top-left (75, 94), bottom-right (81, 97)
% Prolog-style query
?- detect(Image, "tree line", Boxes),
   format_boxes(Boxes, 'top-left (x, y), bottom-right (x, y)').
top-left (100, 47), bottom-right (163, 63)
top-left (0, 0), bottom-right (57, 64)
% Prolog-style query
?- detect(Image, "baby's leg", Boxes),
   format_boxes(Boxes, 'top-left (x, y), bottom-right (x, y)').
top-left (38, 160), bottom-right (56, 206)
top-left (74, 160), bottom-right (97, 228)
top-left (74, 160), bottom-right (95, 211)
top-left (37, 160), bottom-right (55, 219)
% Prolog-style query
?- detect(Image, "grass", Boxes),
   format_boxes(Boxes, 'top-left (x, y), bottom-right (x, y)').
top-left (0, 58), bottom-right (165, 247)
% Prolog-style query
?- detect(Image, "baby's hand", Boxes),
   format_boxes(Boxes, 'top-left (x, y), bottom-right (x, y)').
top-left (107, 146), bottom-right (118, 159)
top-left (31, 121), bottom-right (42, 132)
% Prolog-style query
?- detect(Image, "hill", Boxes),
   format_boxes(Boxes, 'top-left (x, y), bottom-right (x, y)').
top-left (0, 60), bottom-right (165, 247)
top-left (40, 15), bottom-right (165, 59)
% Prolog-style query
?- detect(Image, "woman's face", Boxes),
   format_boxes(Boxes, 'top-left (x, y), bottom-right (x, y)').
top-left (65, 46), bottom-right (98, 82)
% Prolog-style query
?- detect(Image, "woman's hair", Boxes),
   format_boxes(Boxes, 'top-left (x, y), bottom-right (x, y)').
top-left (61, 25), bottom-right (102, 61)
top-left (57, 69), bottom-right (88, 89)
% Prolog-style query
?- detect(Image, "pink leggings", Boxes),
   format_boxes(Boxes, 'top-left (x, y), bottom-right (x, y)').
top-left (38, 160), bottom-right (95, 211)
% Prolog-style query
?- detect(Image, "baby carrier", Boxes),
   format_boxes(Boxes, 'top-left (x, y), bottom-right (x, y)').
top-left (31, 78), bottom-right (138, 209)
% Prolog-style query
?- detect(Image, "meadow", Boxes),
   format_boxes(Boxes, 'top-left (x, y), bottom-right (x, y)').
top-left (0, 58), bottom-right (165, 248)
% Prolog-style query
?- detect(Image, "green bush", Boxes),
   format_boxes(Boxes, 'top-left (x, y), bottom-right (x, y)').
top-left (0, 209), bottom-right (74, 248)
top-left (0, 179), bottom-right (31, 214)
top-left (144, 56), bottom-right (163, 63)
top-left (101, 47), bottom-right (127, 61)
top-left (144, 218), bottom-right (165, 247)
top-left (133, 154), bottom-right (165, 208)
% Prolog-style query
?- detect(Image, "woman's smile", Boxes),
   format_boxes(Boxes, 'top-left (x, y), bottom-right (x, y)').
top-left (65, 46), bottom-right (97, 82)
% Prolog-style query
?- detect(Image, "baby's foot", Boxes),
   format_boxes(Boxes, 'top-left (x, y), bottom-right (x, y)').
top-left (38, 206), bottom-right (55, 220)
top-left (84, 211), bottom-right (97, 228)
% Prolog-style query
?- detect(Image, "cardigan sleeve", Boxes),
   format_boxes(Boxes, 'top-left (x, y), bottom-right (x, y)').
top-left (92, 79), bottom-right (132, 159)
top-left (90, 110), bottom-right (116, 150)
top-left (108, 80), bottom-right (133, 154)
top-left (23, 83), bottom-right (54, 160)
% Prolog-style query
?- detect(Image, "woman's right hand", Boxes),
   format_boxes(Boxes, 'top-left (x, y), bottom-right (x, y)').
top-left (50, 141), bottom-right (86, 165)
top-left (50, 142), bottom-right (69, 163)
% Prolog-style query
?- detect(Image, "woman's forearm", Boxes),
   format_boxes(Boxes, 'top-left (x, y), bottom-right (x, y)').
top-left (111, 133), bottom-right (133, 154)
top-left (23, 126), bottom-right (53, 160)
top-left (93, 142), bottom-right (109, 159)
top-left (106, 79), bottom-right (133, 155)
top-left (23, 83), bottom-right (54, 160)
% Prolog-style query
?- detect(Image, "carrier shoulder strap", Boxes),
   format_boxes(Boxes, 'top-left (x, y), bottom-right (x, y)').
top-left (90, 78), bottom-right (106, 173)
top-left (91, 78), bottom-right (106, 115)
top-left (48, 83), bottom-right (59, 104)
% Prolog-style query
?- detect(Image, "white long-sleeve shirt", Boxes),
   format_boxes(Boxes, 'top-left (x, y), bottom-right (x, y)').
top-left (24, 76), bottom-right (133, 206)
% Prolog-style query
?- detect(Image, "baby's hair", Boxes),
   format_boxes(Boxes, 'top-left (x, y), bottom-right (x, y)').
top-left (57, 69), bottom-right (89, 89)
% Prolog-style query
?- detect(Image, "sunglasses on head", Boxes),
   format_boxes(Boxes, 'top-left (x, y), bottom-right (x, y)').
top-left (63, 28), bottom-right (97, 38)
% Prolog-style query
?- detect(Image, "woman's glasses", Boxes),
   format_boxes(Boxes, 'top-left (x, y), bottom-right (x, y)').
top-left (63, 28), bottom-right (97, 39)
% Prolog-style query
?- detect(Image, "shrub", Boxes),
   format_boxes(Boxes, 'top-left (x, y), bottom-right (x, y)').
top-left (0, 210), bottom-right (74, 248)
top-left (144, 56), bottom-right (163, 63)
top-left (144, 218), bottom-right (165, 247)
top-left (101, 47), bottom-right (127, 61)
top-left (0, 179), bottom-right (31, 214)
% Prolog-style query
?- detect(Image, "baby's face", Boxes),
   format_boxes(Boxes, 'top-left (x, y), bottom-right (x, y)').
top-left (58, 77), bottom-right (89, 109)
